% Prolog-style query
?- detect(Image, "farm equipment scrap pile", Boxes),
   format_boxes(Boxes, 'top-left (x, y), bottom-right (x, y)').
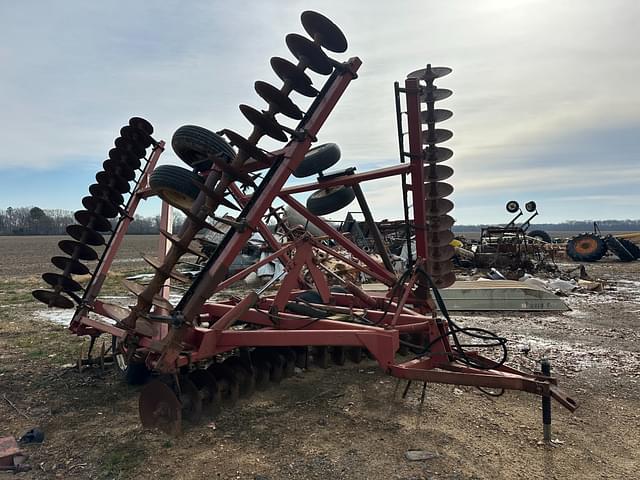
top-left (32, 11), bottom-right (576, 435)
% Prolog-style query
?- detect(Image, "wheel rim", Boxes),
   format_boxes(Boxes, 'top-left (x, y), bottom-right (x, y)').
top-left (575, 238), bottom-right (598, 255)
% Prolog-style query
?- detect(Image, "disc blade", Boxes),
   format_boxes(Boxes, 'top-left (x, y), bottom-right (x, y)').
top-left (42, 272), bottom-right (83, 292)
top-left (221, 129), bottom-right (271, 167)
top-left (108, 147), bottom-right (142, 170)
top-left (51, 256), bottom-right (90, 275)
top-left (424, 198), bottom-right (454, 216)
top-left (179, 377), bottom-right (203, 423)
top-left (189, 370), bottom-right (221, 416)
top-left (427, 260), bottom-right (454, 277)
top-left (58, 240), bottom-right (98, 261)
top-left (129, 116), bottom-right (154, 135)
top-left (286, 33), bottom-right (333, 75)
top-left (74, 210), bottom-right (112, 232)
top-left (96, 171), bottom-right (130, 194)
top-left (122, 279), bottom-right (175, 311)
top-left (142, 254), bottom-right (190, 283)
top-left (420, 109), bottom-right (453, 124)
top-left (422, 129), bottom-right (453, 145)
top-left (301, 11), bottom-right (348, 53)
top-left (82, 195), bottom-right (119, 219)
top-left (425, 214), bottom-right (455, 232)
top-left (407, 66), bottom-right (452, 81)
top-left (89, 183), bottom-right (124, 206)
top-left (239, 105), bottom-right (288, 142)
top-left (433, 271), bottom-right (456, 289)
top-left (427, 245), bottom-right (455, 262)
top-left (423, 146), bottom-right (454, 163)
top-left (114, 136), bottom-right (146, 159)
top-left (99, 302), bottom-right (130, 322)
top-left (255, 81), bottom-right (303, 120)
top-left (103, 159), bottom-right (135, 181)
top-left (32, 289), bottom-right (75, 309)
top-left (425, 182), bottom-right (454, 200)
top-left (120, 125), bottom-right (152, 149)
top-left (139, 380), bottom-right (182, 436)
top-left (66, 224), bottom-right (106, 246)
top-left (424, 164), bottom-right (454, 181)
top-left (427, 229), bottom-right (455, 247)
top-left (270, 57), bottom-right (318, 97)
top-left (420, 88), bottom-right (453, 102)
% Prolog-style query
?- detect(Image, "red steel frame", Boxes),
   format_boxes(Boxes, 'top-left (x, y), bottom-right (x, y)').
top-left (67, 58), bottom-right (577, 414)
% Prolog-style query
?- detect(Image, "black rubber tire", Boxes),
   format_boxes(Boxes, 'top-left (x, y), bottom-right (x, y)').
top-left (293, 143), bottom-right (341, 178)
top-left (172, 125), bottom-right (236, 171)
top-left (285, 302), bottom-right (329, 319)
top-left (330, 286), bottom-right (349, 294)
top-left (112, 336), bottom-right (151, 385)
top-left (619, 238), bottom-right (640, 260)
top-left (566, 233), bottom-right (607, 262)
top-left (527, 229), bottom-right (552, 243)
top-left (149, 165), bottom-right (203, 211)
top-left (605, 236), bottom-right (635, 262)
top-left (307, 185), bottom-right (356, 216)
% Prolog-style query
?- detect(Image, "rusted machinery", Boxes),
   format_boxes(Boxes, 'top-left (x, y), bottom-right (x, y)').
top-left (32, 11), bottom-right (576, 436)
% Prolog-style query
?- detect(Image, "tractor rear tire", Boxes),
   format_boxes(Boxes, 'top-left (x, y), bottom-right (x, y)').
top-left (527, 229), bottom-right (552, 243)
top-left (605, 236), bottom-right (635, 262)
top-left (307, 185), bottom-right (356, 216)
top-left (172, 125), bottom-right (236, 171)
top-left (618, 239), bottom-right (640, 260)
top-left (149, 165), bottom-right (203, 211)
top-left (566, 233), bottom-right (607, 262)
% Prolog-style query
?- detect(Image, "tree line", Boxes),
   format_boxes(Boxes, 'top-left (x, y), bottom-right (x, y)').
top-left (0, 207), bottom-right (184, 235)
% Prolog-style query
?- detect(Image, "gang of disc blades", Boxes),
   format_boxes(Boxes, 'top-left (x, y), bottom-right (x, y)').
top-left (427, 245), bottom-right (455, 262)
top-left (58, 239), bottom-right (98, 261)
top-left (420, 88), bottom-right (453, 103)
top-left (121, 279), bottom-right (174, 311)
top-left (425, 182), bottom-right (454, 200)
top-left (239, 104), bottom-right (288, 142)
top-left (74, 210), bottom-right (112, 232)
top-left (108, 147), bottom-right (142, 170)
top-left (254, 81), bottom-right (303, 120)
top-left (189, 370), bottom-right (222, 416)
top-left (424, 164), bottom-right (454, 182)
top-left (66, 224), bottom-right (106, 246)
top-left (427, 260), bottom-right (454, 277)
top-left (301, 10), bottom-right (348, 52)
top-left (129, 116), bottom-right (154, 135)
top-left (32, 289), bottom-right (75, 309)
top-left (407, 66), bottom-right (453, 81)
top-left (96, 171), bottom-right (130, 194)
top-left (139, 380), bottom-right (182, 436)
top-left (100, 302), bottom-right (130, 322)
top-left (270, 57), bottom-right (319, 97)
top-left (51, 256), bottom-right (90, 275)
top-left (427, 229), bottom-right (455, 247)
top-left (422, 129), bottom-right (453, 145)
top-left (120, 125), bottom-right (152, 149)
top-left (179, 377), bottom-right (203, 423)
top-left (420, 109), bottom-right (453, 124)
top-left (42, 272), bottom-right (83, 293)
top-left (286, 33), bottom-right (333, 75)
top-left (423, 146), bottom-right (454, 163)
top-left (82, 195), bottom-right (119, 219)
top-left (425, 198), bottom-right (454, 216)
top-left (89, 183), bottom-right (125, 206)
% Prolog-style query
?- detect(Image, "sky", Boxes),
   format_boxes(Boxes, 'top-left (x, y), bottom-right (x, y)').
top-left (0, 0), bottom-right (638, 225)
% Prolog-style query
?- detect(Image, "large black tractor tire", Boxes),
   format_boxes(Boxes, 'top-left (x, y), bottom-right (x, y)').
top-left (149, 165), bottom-right (203, 211)
top-left (172, 125), bottom-right (236, 172)
top-left (293, 143), bottom-right (341, 178)
top-left (527, 229), bottom-right (552, 243)
top-left (307, 185), bottom-right (356, 216)
top-left (566, 233), bottom-right (607, 262)
top-left (605, 236), bottom-right (635, 262)
top-left (619, 238), bottom-right (640, 260)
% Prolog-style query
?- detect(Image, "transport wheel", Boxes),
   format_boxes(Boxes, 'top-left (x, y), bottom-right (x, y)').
top-left (605, 236), bottom-right (635, 262)
top-left (619, 238), bottom-right (640, 260)
top-left (112, 336), bottom-right (151, 385)
top-left (172, 125), bottom-right (236, 171)
top-left (506, 201), bottom-right (519, 213)
top-left (527, 229), bottom-right (552, 243)
top-left (149, 165), bottom-right (203, 211)
top-left (566, 233), bottom-right (607, 262)
top-left (293, 143), bottom-right (341, 178)
top-left (307, 185), bottom-right (356, 216)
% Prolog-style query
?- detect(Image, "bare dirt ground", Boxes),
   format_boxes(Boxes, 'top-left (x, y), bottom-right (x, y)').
top-left (1, 236), bottom-right (639, 479)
